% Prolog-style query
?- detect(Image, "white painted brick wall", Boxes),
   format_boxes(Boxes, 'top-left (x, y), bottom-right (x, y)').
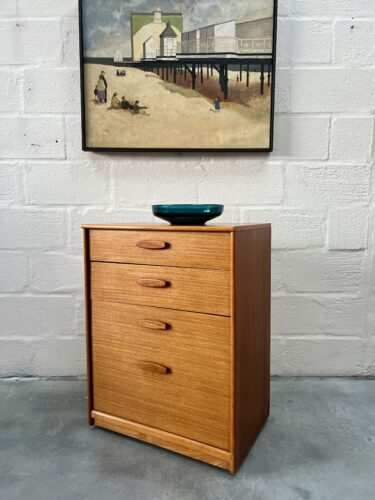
top-left (0, 164), bottom-right (20, 203)
top-left (0, 117), bottom-right (65, 159)
top-left (2, 1), bottom-right (17, 17)
top-left (328, 207), bottom-right (368, 250)
top-left (278, 19), bottom-right (333, 65)
top-left (330, 117), bottom-right (373, 162)
top-left (17, 0), bottom-right (77, 17)
top-left (0, 252), bottom-right (28, 292)
top-left (282, 252), bottom-right (366, 293)
top-left (30, 253), bottom-right (83, 292)
top-left (0, 0), bottom-right (374, 377)
top-left (26, 163), bottom-right (111, 205)
top-left (290, 0), bottom-right (375, 17)
top-left (272, 296), bottom-right (366, 336)
top-left (273, 115), bottom-right (329, 159)
top-left (0, 209), bottom-right (66, 249)
top-left (242, 209), bottom-right (326, 249)
top-left (0, 70), bottom-right (22, 112)
top-left (0, 296), bottom-right (77, 337)
top-left (285, 165), bottom-right (371, 207)
top-left (289, 69), bottom-right (375, 113)
top-left (0, 20), bottom-right (62, 65)
top-left (334, 21), bottom-right (375, 68)
top-left (24, 69), bottom-right (80, 114)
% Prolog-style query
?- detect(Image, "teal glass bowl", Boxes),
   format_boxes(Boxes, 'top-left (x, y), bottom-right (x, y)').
top-left (152, 204), bottom-right (224, 225)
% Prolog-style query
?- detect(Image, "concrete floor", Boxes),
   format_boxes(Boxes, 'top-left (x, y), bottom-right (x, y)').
top-left (0, 379), bottom-right (374, 500)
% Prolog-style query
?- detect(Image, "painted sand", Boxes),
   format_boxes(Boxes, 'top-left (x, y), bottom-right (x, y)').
top-left (84, 64), bottom-right (271, 149)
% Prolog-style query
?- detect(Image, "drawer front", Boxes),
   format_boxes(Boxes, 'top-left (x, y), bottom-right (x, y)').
top-left (91, 300), bottom-right (231, 450)
top-left (89, 229), bottom-right (231, 270)
top-left (90, 262), bottom-right (230, 316)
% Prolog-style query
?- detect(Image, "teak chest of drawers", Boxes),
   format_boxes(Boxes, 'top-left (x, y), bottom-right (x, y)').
top-left (83, 223), bottom-right (271, 473)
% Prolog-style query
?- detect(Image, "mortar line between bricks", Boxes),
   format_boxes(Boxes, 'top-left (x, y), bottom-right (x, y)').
top-left (276, 64), bottom-right (375, 69)
top-left (327, 115), bottom-right (333, 161)
top-left (0, 17), bottom-right (69, 22)
top-left (6, 159), bottom-right (372, 166)
top-left (272, 335), bottom-right (364, 341)
top-left (0, 336), bottom-right (84, 341)
top-left (0, 292), bottom-right (80, 297)
top-left (272, 292), bottom-right (366, 299)
top-left (288, 16), bottom-right (375, 21)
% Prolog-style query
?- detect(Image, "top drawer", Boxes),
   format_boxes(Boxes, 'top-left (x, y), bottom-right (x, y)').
top-left (89, 230), bottom-right (231, 270)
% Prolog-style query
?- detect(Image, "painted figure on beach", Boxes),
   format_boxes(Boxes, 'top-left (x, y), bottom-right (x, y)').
top-left (121, 97), bottom-right (131, 109)
top-left (95, 71), bottom-right (107, 103)
top-left (213, 97), bottom-right (221, 113)
top-left (107, 90), bottom-right (148, 115)
top-left (132, 100), bottom-right (150, 116)
top-left (111, 92), bottom-right (121, 109)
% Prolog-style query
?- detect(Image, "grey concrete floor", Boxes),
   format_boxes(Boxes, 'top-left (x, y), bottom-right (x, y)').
top-left (0, 379), bottom-right (374, 500)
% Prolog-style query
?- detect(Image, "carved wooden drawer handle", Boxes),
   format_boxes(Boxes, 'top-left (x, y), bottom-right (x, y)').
top-left (139, 361), bottom-right (171, 375)
top-left (136, 278), bottom-right (168, 288)
top-left (138, 319), bottom-right (169, 330)
top-left (136, 240), bottom-right (167, 250)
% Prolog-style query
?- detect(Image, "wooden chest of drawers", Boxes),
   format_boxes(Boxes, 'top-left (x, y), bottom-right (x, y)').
top-left (83, 224), bottom-right (271, 473)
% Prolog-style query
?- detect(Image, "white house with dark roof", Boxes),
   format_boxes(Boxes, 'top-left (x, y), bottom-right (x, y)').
top-left (159, 22), bottom-right (178, 57)
top-left (131, 9), bottom-right (182, 61)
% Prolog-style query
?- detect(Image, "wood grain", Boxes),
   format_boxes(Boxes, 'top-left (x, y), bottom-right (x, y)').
top-left (92, 410), bottom-right (232, 471)
top-left (91, 300), bottom-right (231, 450)
top-left (89, 230), bottom-right (231, 270)
top-left (90, 262), bottom-right (230, 316)
top-left (232, 226), bottom-right (271, 472)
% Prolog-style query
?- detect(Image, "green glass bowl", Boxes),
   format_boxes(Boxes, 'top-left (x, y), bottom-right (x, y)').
top-left (152, 204), bottom-right (224, 226)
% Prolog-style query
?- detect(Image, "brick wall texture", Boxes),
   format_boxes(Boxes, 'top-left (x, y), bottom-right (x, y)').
top-left (0, 0), bottom-right (374, 376)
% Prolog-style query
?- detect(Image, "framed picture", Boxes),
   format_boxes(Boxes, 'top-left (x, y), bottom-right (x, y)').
top-left (79, 0), bottom-right (278, 152)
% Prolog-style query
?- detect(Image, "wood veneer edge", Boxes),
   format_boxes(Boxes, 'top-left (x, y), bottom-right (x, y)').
top-left (81, 224), bottom-right (271, 232)
top-left (229, 230), bottom-right (236, 474)
top-left (83, 228), bottom-right (94, 425)
top-left (233, 227), bottom-right (271, 471)
top-left (92, 410), bottom-right (232, 471)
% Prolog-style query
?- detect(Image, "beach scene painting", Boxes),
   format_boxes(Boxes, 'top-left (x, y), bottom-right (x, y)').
top-left (79, 0), bottom-right (277, 151)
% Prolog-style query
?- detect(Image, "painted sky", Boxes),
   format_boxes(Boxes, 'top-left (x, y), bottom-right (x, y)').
top-left (82, 0), bottom-right (273, 58)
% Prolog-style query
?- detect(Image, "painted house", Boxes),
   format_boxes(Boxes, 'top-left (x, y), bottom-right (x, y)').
top-left (143, 37), bottom-right (158, 59)
top-left (113, 49), bottom-right (123, 63)
top-left (160, 22), bottom-right (177, 57)
top-left (131, 9), bottom-right (182, 61)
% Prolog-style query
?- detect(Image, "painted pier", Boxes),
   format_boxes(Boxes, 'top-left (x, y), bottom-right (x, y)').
top-left (126, 55), bottom-right (273, 98)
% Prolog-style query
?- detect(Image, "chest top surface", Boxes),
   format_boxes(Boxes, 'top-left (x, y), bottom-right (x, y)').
top-left (81, 223), bottom-right (270, 232)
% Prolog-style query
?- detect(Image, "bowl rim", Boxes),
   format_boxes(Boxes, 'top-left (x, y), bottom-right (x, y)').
top-left (152, 204), bottom-right (224, 210)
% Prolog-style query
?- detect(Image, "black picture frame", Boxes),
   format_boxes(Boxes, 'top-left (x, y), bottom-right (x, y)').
top-left (78, 0), bottom-right (278, 153)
